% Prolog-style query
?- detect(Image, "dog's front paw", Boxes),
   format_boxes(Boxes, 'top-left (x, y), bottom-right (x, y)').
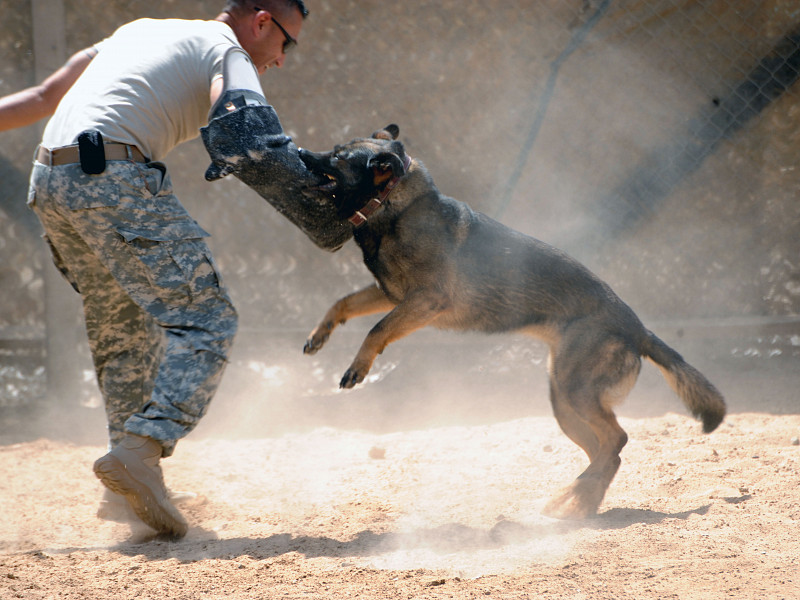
top-left (303, 337), bottom-right (322, 355)
top-left (339, 367), bottom-right (366, 389)
top-left (303, 326), bottom-right (332, 355)
top-left (339, 354), bottom-right (375, 388)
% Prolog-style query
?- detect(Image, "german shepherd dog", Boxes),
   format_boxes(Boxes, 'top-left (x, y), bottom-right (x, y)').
top-left (299, 125), bottom-right (726, 520)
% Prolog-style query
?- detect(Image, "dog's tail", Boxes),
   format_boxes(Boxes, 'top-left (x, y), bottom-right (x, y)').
top-left (640, 331), bottom-right (726, 433)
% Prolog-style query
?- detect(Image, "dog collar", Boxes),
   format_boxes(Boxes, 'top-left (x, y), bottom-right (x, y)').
top-left (348, 154), bottom-right (412, 227)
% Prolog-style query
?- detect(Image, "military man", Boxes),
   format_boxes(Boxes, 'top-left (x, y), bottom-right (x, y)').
top-left (0, 0), bottom-right (309, 538)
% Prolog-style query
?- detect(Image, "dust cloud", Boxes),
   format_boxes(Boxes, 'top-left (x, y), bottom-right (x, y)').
top-left (2, 5), bottom-right (798, 583)
top-left (202, 2), bottom-right (797, 446)
top-left (15, 0), bottom-right (791, 464)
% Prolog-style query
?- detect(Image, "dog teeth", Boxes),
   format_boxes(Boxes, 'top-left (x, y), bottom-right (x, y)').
top-left (325, 174), bottom-right (336, 181)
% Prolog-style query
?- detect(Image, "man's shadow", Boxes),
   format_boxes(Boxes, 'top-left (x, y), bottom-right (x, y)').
top-left (104, 502), bottom-right (714, 563)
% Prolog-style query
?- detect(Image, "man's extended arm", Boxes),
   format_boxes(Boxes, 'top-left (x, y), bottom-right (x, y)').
top-left (0, 47), bottom-right (97, 132)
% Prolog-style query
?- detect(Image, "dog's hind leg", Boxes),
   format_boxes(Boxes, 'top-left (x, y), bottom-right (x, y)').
top-left (541, 327), bottom-right (640, 520)
top-left (304, 283), bottom-right (396, 355)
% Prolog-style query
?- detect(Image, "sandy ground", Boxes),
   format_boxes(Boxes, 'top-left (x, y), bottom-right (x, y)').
top-left (1, 334), bottom-right (799, 599)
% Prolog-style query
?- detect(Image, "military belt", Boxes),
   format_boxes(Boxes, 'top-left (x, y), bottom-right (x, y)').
top-left (36, 143), bottom-right (148, 166)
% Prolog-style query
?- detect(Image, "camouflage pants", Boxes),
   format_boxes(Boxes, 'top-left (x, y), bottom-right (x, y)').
top-left (28, 159), bottom-right (238, 457)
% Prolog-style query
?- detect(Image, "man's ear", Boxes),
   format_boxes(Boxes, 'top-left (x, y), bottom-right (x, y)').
top-left (372, 124), bottom-right (400, 141)
top-left (253, 7), bottom-right (272, 35)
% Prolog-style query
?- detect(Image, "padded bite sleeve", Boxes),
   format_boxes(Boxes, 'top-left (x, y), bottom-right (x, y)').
top-left (201, 48), bottom-right (351, 251)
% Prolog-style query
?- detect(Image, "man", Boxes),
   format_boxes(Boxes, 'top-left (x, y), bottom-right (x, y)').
top-left (0, 0), bottom-right (308, 538)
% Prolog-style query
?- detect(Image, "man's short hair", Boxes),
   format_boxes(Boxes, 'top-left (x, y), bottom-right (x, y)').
top-left (224, 0), bottom-right (309, 19)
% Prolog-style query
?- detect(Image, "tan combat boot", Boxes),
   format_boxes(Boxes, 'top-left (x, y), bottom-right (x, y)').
top-left (97, 487), bottom-right (199, 523)
top-left (93, 434), bottom-right (188, 538)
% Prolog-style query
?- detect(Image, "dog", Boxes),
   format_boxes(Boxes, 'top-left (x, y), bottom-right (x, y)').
top-left (298, 124), bottom-right (726, 520)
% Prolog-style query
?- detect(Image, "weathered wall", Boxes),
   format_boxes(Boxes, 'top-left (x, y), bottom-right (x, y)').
top-left (0, 1), bottom-right (41, 333)
top-left (1, 0), bottom-right (799, 342)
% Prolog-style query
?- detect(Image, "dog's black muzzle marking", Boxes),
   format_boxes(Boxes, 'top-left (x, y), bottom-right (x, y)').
top-left (297, 148), bottom-right (333, 186)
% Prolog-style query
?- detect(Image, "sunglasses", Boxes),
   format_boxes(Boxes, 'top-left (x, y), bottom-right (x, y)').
top-left (254, 7), bottom-right (297, 53)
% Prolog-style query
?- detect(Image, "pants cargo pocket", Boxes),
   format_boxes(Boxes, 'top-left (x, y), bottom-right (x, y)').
top-left (115, 222), bottom-right (219, 308)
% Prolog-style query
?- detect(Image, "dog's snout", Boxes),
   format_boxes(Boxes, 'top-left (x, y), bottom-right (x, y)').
top-left (299, 149), bottom-right (336, 175)
top-left (298, 148), bottom-right (316, 169)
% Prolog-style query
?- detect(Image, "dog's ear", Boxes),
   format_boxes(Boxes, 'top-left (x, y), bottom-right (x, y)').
top-left (367, 151), bottom-right (406, 187)
top-left (372, 124), bottom-right (399, 141)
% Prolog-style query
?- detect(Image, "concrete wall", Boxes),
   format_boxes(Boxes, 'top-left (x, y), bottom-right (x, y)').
top-left (2, 0), bottom-right (799, 341)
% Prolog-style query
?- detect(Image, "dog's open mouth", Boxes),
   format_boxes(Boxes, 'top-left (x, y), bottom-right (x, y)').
top-left (318, 173), bottom-right (337, 191)
top-left (305, 172), bottom-right (338, 196)
top-left (299, 149), bottom-right (342, 197)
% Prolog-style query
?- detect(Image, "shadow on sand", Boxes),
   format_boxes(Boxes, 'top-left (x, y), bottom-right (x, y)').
top-left (26, 501), bottom-right (715, 563)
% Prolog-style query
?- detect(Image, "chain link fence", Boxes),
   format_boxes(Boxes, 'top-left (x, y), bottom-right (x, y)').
top-left (1, 0), bottom-right (799, 410)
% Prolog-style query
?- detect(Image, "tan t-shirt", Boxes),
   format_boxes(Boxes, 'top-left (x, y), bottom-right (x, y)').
top-left (42, 18), bottom-right (243, 161)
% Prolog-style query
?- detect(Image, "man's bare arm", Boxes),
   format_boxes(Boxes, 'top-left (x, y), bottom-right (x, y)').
top-left (0, 47), bottom-right (97, 132)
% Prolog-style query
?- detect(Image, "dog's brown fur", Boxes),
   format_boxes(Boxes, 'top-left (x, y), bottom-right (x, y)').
top-left (299, 124), bottom-right (726, 520)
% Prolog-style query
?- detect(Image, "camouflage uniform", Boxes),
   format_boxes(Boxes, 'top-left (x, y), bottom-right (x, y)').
top-left (28, 158), bottom-right (238, 457)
